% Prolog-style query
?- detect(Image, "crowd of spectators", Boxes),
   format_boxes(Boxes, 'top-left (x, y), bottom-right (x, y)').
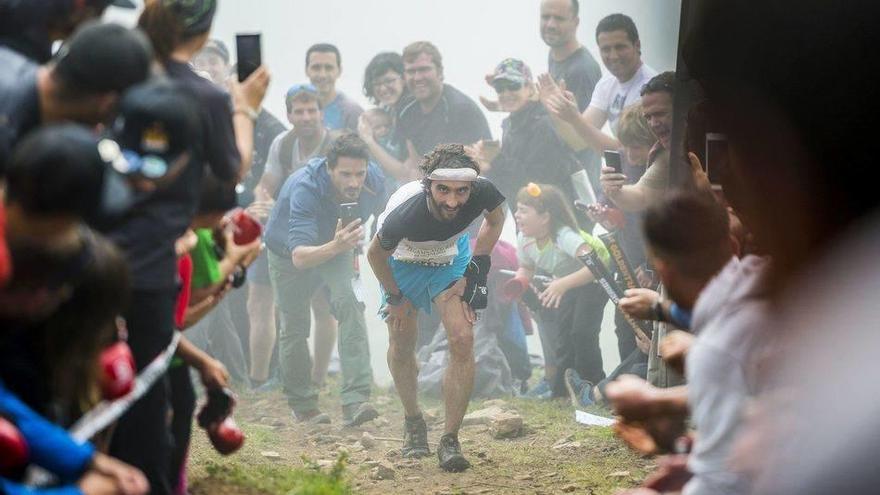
top-left (1, 0), bottom-right (877, 492)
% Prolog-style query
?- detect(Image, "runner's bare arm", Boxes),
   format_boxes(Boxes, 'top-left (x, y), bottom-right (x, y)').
top-left (366, 235), bottom-right (401, 296)
top-left (472, 205), bottom-right (505, 256)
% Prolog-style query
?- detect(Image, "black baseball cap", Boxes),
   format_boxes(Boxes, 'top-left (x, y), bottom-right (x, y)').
top-left (108, 78), bottom-right (199, 180)
top-left (53, 21), bottom-right (153, 94)
top-left (5, 124), bottom-right (133, 221)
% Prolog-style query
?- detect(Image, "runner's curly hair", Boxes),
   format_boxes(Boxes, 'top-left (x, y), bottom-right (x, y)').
top-left (420, 143), bottom-right (480, 189)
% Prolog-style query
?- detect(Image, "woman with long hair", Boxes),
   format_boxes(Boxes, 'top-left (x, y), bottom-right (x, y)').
top-left (358, 51), bottom-right (414, 183)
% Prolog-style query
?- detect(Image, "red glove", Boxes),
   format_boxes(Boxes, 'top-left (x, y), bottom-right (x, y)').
top-left (197, 388), bottom-right (235, 428)
top-left (500, 275), bottom-right (529, 303)
top-left (207, 416), bottom-right (245, 455)
top-left (230, 209), bottom-right (262, 246)
top-left (197, 388), bottom-right (245, 455)
top-left (0, 416), bottom-right (29, 476)
top-left (99, 341), bottom-right (136, 400)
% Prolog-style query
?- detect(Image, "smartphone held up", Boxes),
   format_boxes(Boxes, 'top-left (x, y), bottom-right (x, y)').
top-left (604, 149), bottom-right (623, 174)
top-left (339, 202), bottom-right (359, 227)
top-left (235, 33), bottom-right (262, 82)
top-left (704, 133), bottom-right (729, 191)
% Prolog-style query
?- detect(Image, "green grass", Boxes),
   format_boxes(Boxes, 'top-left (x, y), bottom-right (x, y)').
top-left (198, 454), bottom-right (351, 495)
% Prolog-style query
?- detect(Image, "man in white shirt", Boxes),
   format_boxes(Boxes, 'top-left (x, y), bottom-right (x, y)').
top-left (543, 13), bottom-right (658, 154)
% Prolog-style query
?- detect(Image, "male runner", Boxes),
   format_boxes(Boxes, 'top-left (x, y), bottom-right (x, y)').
top-left (367, 144), bottom-right (505, 472)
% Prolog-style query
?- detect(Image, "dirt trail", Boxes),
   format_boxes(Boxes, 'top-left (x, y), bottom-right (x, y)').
top-left (188, 385), bottom-right (650, 494)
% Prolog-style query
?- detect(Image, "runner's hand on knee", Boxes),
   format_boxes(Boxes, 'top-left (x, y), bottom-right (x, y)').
top-left (463, 254), bottom-right (491, 310)
top-left (383, 296), bottom-right (415, 326)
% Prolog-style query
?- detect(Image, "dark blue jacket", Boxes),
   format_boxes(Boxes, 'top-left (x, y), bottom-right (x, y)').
top-left (264, 157), bottom-right (386, 257)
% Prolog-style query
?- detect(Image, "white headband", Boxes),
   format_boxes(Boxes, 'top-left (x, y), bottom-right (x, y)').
top-left (426, 168), bottom-right (479, 182)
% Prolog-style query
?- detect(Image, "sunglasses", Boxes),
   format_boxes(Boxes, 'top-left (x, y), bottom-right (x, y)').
top-left (286, 83), bottom-right (318, 98)
top-left (493, 79), bottom-right (523, 93)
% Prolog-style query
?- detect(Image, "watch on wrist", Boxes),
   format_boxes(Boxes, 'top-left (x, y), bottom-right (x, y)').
top-left (234, 106), bottom-right (258, 122)
top-left (385, 292), bottom-right (404, 306)
top-left (231, 264), bottom-right (247, 289)
top-left (651, 298), bottom-right (666, 322)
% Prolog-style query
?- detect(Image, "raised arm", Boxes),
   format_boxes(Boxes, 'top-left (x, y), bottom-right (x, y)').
top-left (229, 66), bottom-right (270, 181)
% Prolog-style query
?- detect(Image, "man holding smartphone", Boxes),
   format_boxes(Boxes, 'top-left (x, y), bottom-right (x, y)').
top-left (599, 72), bottom-right (676, 213)
top-left (263, 133), bottom-right (385, 426)
top-left (367, 144), bottom-right (505, 472)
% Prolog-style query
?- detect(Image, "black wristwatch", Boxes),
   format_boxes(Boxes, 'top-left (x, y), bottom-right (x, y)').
top-left (385, 292), bottom-right (404, 306)
top-left (231, 264), bottom-right (247, 289)
top-left (651, 298), bottom-right (666, 322)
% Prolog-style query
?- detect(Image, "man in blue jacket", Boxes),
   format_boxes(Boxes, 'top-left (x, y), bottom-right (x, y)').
top-left (264, 133), bottom-right (385, 426)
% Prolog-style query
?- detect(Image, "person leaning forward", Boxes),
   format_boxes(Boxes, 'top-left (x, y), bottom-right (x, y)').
top-left (367, 144), bottom-right (506, 472)
top-left (263, 133), bottom-right (385, 426)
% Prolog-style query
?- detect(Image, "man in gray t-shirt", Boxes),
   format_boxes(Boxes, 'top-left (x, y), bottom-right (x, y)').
top-left (541, 0), bottom-right (602, 113)
top-left (256, 84), bottom-right (335, 201)
top-left (541, 0), bottom-right (602, 191)
top-left (248, 84), bottom-right (337, 388)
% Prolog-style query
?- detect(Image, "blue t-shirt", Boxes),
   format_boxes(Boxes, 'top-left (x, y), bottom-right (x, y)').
top-left (322, 91), bottom-right (363, 132)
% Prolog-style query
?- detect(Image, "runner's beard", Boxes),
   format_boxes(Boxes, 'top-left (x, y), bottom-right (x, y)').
top-left (427, 192), bottom-right (461, 222)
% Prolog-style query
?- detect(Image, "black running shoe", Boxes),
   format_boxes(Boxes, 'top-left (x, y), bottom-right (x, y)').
top-left (401, 414), bottom-right (430, 458)
top-left (437, 433), bottom-right (471, 472)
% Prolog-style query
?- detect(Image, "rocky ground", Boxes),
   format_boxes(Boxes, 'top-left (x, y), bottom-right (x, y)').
top-left (187, 382), bottom-right (651, 494)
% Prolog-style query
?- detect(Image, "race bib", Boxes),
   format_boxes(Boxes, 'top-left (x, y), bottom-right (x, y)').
top-left (392, 237), bottom-right (460, 265)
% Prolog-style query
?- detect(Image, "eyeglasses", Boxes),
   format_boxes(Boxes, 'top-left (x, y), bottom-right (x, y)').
top-left (493, 79), bottom-right (523, 93)
top-left (372, 75), bottom-right (401, 89)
